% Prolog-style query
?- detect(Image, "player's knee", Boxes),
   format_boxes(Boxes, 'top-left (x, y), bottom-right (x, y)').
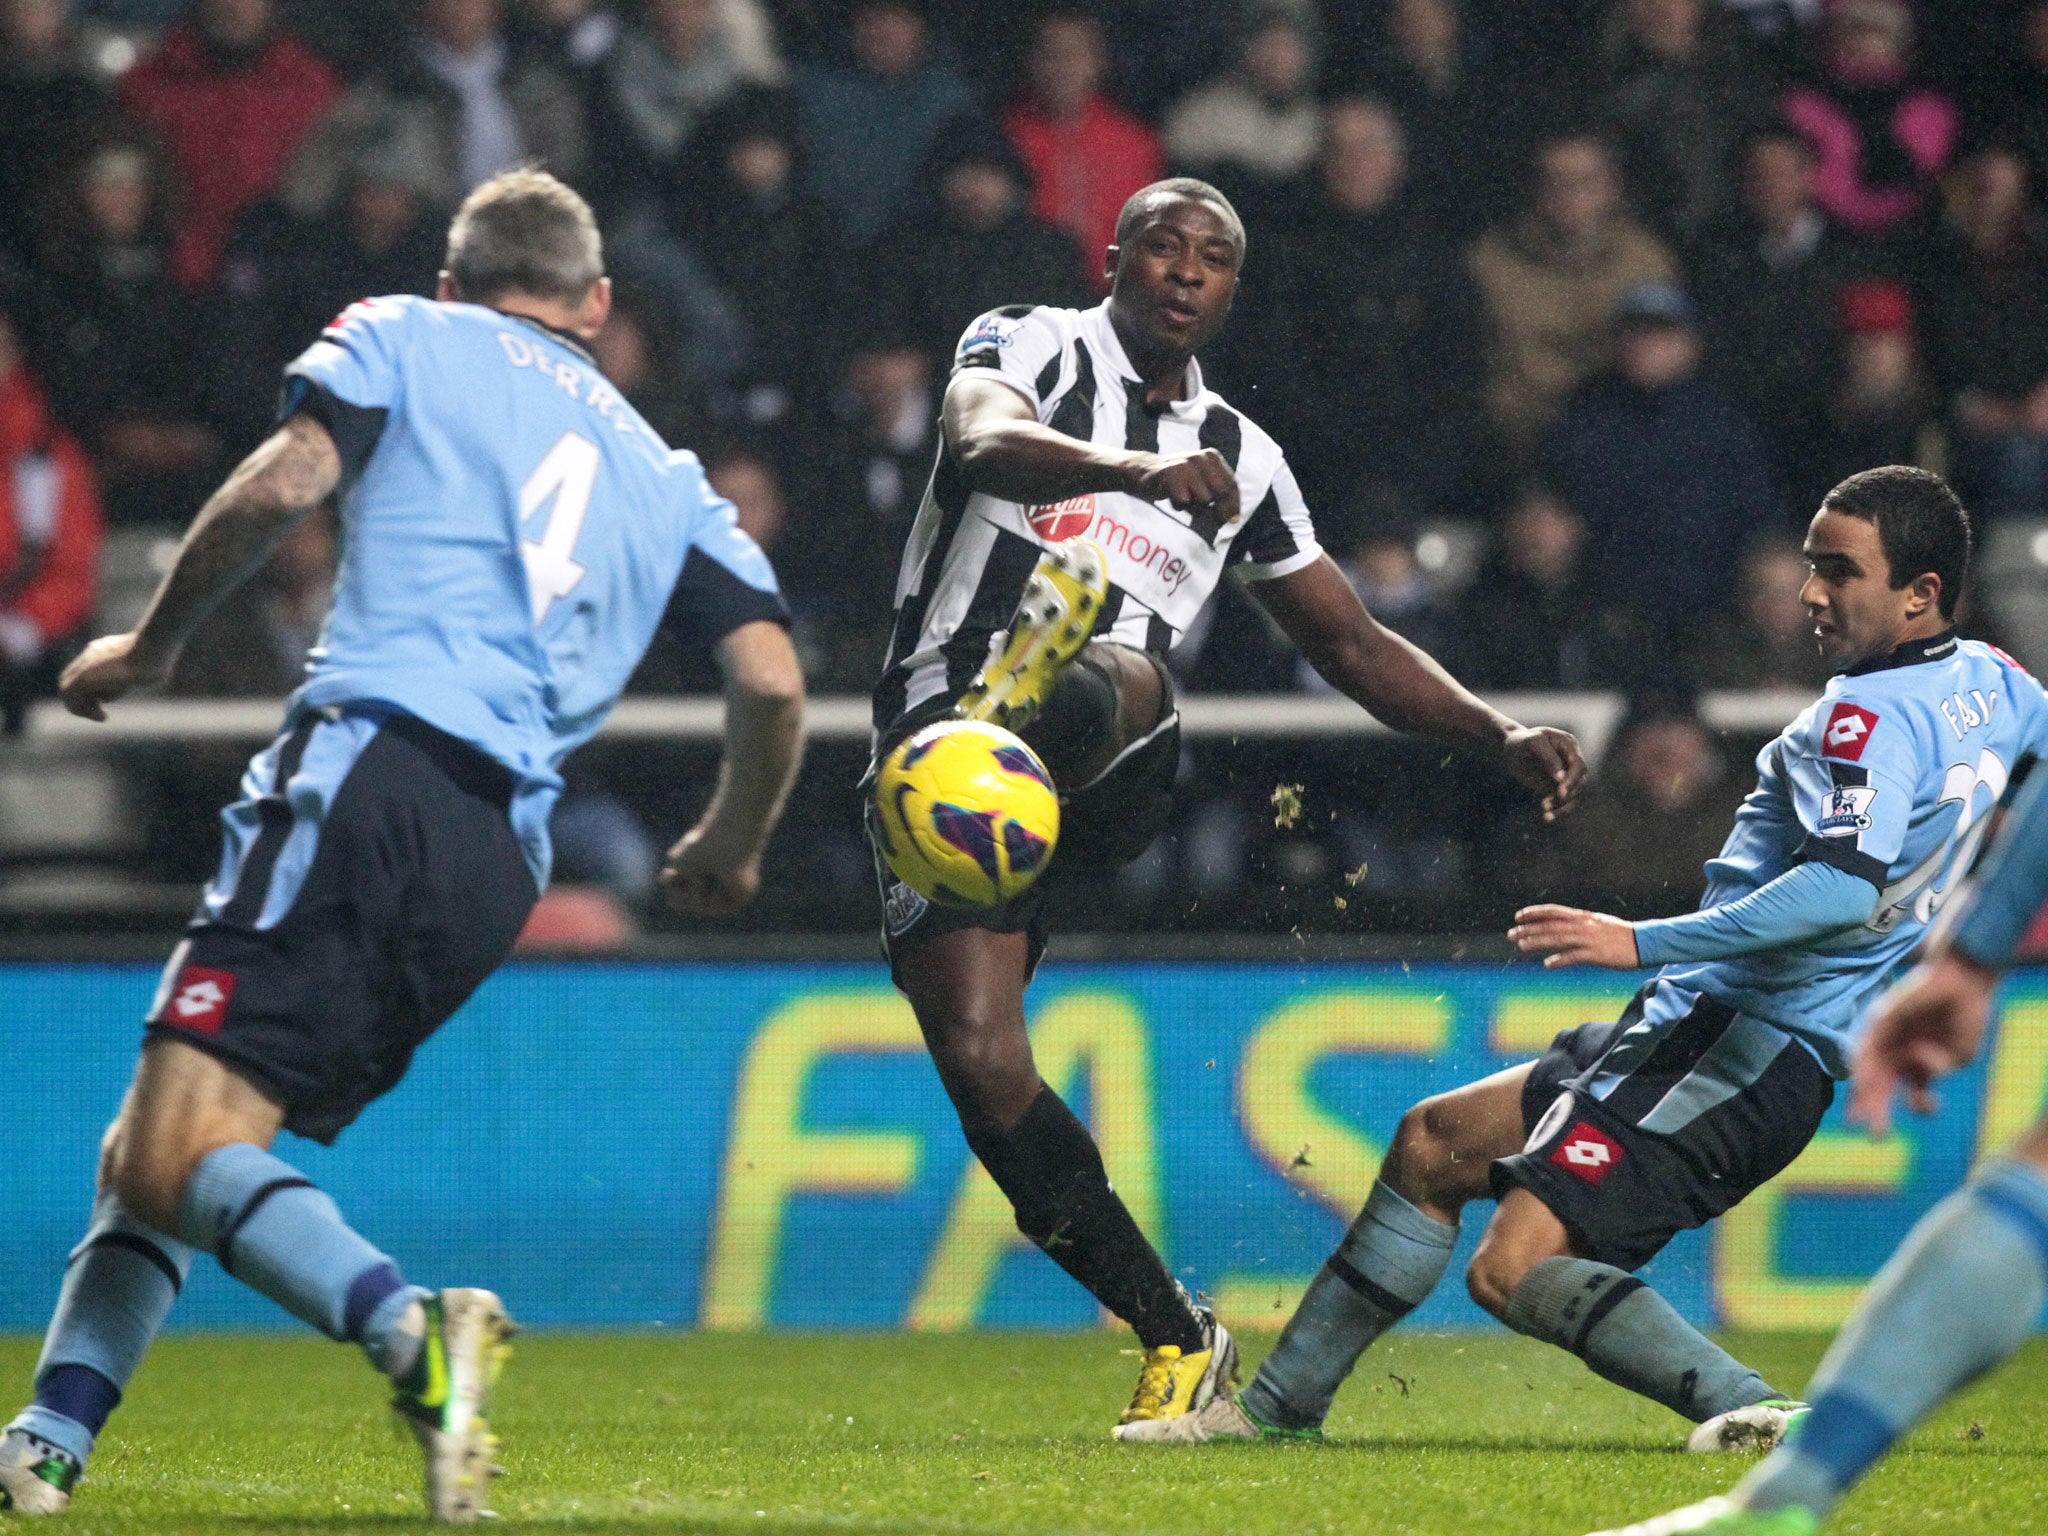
top-left (106, 1134), bottom-right (197, 1235)
top-left (930, 1022), bottom-right (1037, 1116)
top-left (1464, 1245), bottom-right (1529, 1321)
top-left (1388, 1096), bottom-right (1463, 1204)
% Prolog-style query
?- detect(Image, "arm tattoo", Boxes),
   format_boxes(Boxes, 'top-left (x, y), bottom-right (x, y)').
top-left (132, 414), bottom-right (343, 668)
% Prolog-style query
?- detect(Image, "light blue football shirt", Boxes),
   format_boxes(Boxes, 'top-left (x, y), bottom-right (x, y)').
top-left (1645, 633), bottom-right (2048, 1075)
top-left (270, 294), bottom-right (784, 884)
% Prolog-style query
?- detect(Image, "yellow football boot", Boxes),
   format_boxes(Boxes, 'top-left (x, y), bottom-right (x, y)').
top-left (955, 537), bottom-right (1109, 734)
top-left (1112, 1313), bottom-right (1239, 1437)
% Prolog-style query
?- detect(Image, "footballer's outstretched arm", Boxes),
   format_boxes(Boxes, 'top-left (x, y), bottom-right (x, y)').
top-left (60, 413), bottom-right (342, 720)
top-left (945, 374), bottom-right (1240, 517)
top-left (1252, 553), bottom-right (1587, 822)
top-left (661, 618), bottom-right (806, 916)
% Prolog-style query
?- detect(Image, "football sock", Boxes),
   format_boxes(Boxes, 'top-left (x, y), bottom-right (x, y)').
top-left (177, 1143), bottom-right (428, 1381)
top-left (8, 1189), bottom-right (193, 1466)
top-left (1241, 1180), bottom-right (1458, 1430)
top-left (964, 1086), bottom-right (1206, 1352)
top-left (1740, 1159), bottom-right (2048, 1518)
top-left (1504, 1257), bottom-right (1778, 1422)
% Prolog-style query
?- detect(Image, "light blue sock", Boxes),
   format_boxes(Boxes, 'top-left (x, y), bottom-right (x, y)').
top-left (6, 1190), bottom-right (192, 1467)
top-left (1504, 1257), bottom-right (1778, 1421)
top-left (177, 1143), bottom-right (427, 1380)
top-left (1241, 1181), bottom-right (1458, 1430)
top-left (1740, 1159), bottom-right (2048, 1518)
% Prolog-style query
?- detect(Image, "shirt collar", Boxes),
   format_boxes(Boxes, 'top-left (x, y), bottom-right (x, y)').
top-left (1082, 301), bottom-right (1204, 404)
top-left (1843, 627), bottom-right (1959, 677)
top-left (509, 311), bottom-right (597, 367)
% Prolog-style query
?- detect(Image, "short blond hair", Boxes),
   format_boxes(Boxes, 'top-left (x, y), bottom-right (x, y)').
top-left (444, 167), bottom-right (603, 304)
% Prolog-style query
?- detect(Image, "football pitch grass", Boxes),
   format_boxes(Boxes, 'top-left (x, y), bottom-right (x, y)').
top-left (4, 1330), bottom-right (2045, 1534)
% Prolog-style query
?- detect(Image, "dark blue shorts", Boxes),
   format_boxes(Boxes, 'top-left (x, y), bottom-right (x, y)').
top-left (1491, 986), bottom-right (1836, 1271)
top-left (145, 710), bottom-right (539, 1143)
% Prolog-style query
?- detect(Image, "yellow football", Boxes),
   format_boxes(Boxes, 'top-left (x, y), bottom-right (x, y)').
top-left (872, 721), bottom-right (1061, 907)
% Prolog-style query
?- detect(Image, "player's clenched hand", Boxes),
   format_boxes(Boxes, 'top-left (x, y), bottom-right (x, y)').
top-left (1130, 449), bottom-right (1239, 524)
top-left (1499, 726), bottom-right (1586, 822)
top-left (1509, 904), bottom-right (1640, 969)
top-left (59, 631), bottom-right (170, 722)
top-left (659, 826), bottom-right (762, 916)
top-left (1849, 949), bottom-right (1998, 1137)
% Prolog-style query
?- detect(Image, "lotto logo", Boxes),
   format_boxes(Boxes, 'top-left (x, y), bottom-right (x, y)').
top-left (1822, 702), bottom-right (1880, 762)
top-left (1027, 495), bottom-right (1096, 542)
top-left (1550, 1122), bottom-right (1623, 1185)
top-left (161, 965), bottom-right (236, 1036)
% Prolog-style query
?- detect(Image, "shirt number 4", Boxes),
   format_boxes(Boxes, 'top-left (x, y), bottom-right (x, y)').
top-left (521, 430), bottom-right (602, 624)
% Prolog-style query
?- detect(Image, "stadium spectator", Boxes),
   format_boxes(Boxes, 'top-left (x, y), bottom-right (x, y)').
top-left (1780, 0), bottom-right (1957, 238)
top-left (1298, 524), bottom-right (1464, 692)
top-left (795, 340), bottom-right (937, 686)
top-left (1803, 276), bottom-right (1941, 510)
top-left (690, 88), bottom-right (840, 426)
top-left (117, 0), bottom-right (339, 290)
top-left (1687, 535), bottom-right (1835, 690)
top-left (1005, 8), bottom-right (1163, 285)
top-left (519, 0), bottom-right (624, 72)
top-left (290, 0), bottom-right (586, 221)
top-left (792, 0), bottom-right (973, 247)
top-left (1348, 0), bottom-right (1516, 230)
top-left (1926, 147), bottom-right (2048, 518)
top-left (167, 505), bottom-right (333, 698)
top-left (1595, 0), bottom-right (1775, 243)
top-left (0, 304), bottom-right (101, 733)
top-left (0, 0), bottom-right (108, 271)
top-left (868, 116), bottom-right (1089, 380)
top-left (1468, 130), bottom-right (1679, 458)
top-left (35, 137), bottom-right (225, 526)
top-left (1692, 124), bottom-right (1860, 485)
top-left (1241, 95), bottom-right (1482, 511)
top-left (1985, 0), bottom-right (2048, 197)
top-left (1457, 483), bottom-right (1617, 690)
top-left (591, 0), bottom-right (776, 213)
top-left (1542, 280), bottom-right (1780, 641)
top-left (1506, 696), bottom-right (1744, 914)
top-left (586, 281), bottom-right (710, 450)
top-left (1161, 6), bottom-right (1321, 211)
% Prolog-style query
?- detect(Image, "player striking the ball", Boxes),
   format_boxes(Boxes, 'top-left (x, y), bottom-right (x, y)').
top-left (1585, 591), bottom-right (2048, 1535)
top-left (1123, 467), bottom-right (2048, 1451)
top-left (0, 171), bottom-right (803, 1521)
top-left (867, 176), bottom-right (1586, 1433)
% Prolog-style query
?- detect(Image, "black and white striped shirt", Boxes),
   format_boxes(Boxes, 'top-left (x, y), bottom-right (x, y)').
top-left (872, 301), bottom-right (1322, 732)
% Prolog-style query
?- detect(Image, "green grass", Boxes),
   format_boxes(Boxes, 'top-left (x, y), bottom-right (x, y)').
top-left (5, 1330), bottom-right (2047, 1534)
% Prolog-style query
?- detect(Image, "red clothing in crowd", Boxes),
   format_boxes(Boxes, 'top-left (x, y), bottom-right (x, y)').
top-left (1006, 96), bottom-right (1164, 291)
top-left (120, 23), bottom-right (340, 289)
top-left (0, 369), bottom-right (102, 656)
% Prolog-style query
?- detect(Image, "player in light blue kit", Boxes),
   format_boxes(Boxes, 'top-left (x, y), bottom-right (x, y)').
top-left (0, 171), bottom-right (804, 1522)
top-left (1123, 467), bottom-right (2041, 1453)
top-left (1582, 518), bottom-right (2048, 1530)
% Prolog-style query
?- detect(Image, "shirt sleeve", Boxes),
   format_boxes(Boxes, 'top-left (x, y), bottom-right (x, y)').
top-left (279, 296), bottom-right (409, 478)
top-left (1943, 766), bottom-right (2048, 969)
top-left (660, 472), bottom-right (790, 655)
top-left (950, 306), bottom-right (1068, 416)
top-left (1634, 860), bottom-right (1879, 966)
top-left (1230, 453), bottom-right (1323, 582)
top-left (1786, 695), bottom-right (1919, 891)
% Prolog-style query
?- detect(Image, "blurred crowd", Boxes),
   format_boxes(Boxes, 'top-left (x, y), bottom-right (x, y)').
top-left (6, 0), bottom-right (2048, 930)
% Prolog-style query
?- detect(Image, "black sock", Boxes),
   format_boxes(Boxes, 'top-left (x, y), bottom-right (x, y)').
top-left (963, 1086), bottom-right (1205, 1351)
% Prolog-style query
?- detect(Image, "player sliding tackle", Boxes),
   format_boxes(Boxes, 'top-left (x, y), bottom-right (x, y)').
top-left (1124, 466), bottom-right (2048, 1450)
top-left (1586, 580), bottom-right (2048, 1533)
top-left (864, 176), bottom-right (1585, 1435)
top-left (0, 171), bottom-right (803, 1521)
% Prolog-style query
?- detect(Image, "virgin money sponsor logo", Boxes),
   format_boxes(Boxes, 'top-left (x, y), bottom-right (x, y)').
top-left (1027, 496), bottom-right (1097, 541)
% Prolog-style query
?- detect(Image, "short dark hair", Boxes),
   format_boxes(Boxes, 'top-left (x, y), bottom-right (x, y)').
top-left (445, 167), bottom-right (603, 304)
top-left (1821, 465), bottom-right (1972, 618)
top-left (1112, 177), bottom-right (1246, 255)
